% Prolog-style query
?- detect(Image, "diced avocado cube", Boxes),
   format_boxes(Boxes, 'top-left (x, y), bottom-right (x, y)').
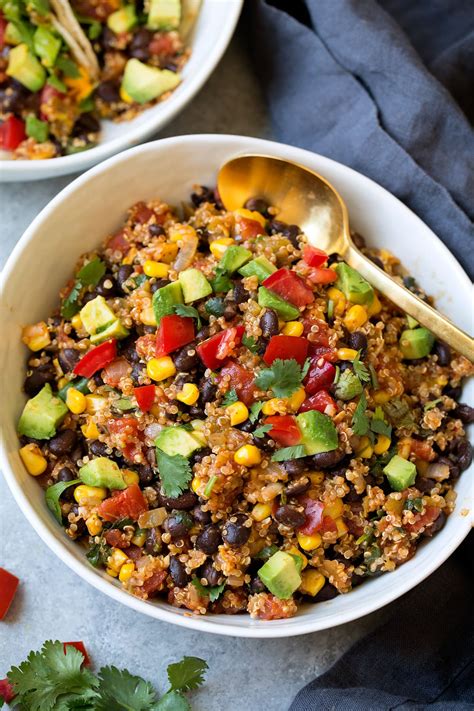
top-left (152, 280), bottom-right (183, 324)
top-left (383, 454), bottom-right (417, 492)
top-left (178, 268), bottom-right (213, 303)
top-left (155, 426), bottom-right (203, 458)
top-left (334, 370), bottom-right (363, 401)
top-left (399, 328), bottom-right (434, 360)
top-left (80, 296), bottom-right (117, 336)
top-left (34, 26), bottom-right (61, 68)
top-left (334, 262), bottom-right (374, 306)
top-left (406, 315), bottom-right (419, 329)
top-left (296, 410), bottom-right (338, 456)
top-left (5, 22), bottom-right (23, 45)
top-left (258, 551), bottom-right (302, 599)
top-left (7, 43), bottom-right (46, 92)
top-left (239, 256), bottom-right (276, 282)
top-left (90, 319), bottom-right (129, 344)
top-left (218, 245), bottom-right (252, 275)
top-left (121, 59), bottom-right (181, 104)
top-left (258, 286), bottom-right (300, 321)
top-left (18, 383), bottom-right (68, 440)
top-left (79, 457), bottom-right (127, 490)
top-left (147, 0), bottom-right (181, 30)
top-left (107, 5), bottom-right (137, 34)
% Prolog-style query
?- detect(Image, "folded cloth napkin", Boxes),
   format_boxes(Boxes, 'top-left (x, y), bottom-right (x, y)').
top-left (251, 0), bottom-right (474, 279)
top-left (288, 532), bottom-right (473, 710)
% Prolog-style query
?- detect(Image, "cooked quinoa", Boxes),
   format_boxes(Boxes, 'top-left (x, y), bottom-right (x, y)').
top-left (17, 187), bottom-right (473, 620)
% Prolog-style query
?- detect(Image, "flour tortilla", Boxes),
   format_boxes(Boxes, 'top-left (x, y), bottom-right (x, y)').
top-left (180, 0), bottom-right (201, 41)
top-left (50, 0), bottom-right (99, 80)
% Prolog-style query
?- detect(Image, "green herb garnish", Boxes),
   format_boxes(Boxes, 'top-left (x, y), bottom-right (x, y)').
top-left (60, 258), bottom-right (106, 317)
top-left (45, 479), bottom-right (80, 523)
top-left (271, 445), bottom-right (306, 462)
top-left (242, 334), bottom-right (259, 353)
top-left (173, 303), bottom-right (202, 329)
top-left (352, 353), bottom-right (371, 383)
top-left (255, 358), bottom-right (305, 398)
top-left (25, 114), bottom-right (49, 143)
top-left (249, 401), bottom-right (264, 423)
top-left (221, 388), bottom-right (238, 407)
top-left (191, 578), bottom-right (225, 603)
top-left (155, 449), bottom-right (192, 499)
top-left (205, 297), bottom-right (225, 317)
top-left (352, 391), bottom-right (370, 435)
top-left (252, 424), bottom-right (272, 438)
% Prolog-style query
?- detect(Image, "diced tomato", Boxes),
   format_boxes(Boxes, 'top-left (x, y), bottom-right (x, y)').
top-left (302, 318), bottom-right (329, 344)
top-left (307, 267), bottom-right (338, 284)
top-left (149, 33), bottom-right (176, 56)
top-left (131, 201), bottom-right (154, 224)
top-left (196, 326), bottom-right (244, 370)
top-left (0, 116), bottom-right (26, 151)
top-left (405, 506), bottom-right (441, 534)
top-left (236, 216), bottom-right (265, 239)
top-left (410, 439), bottom-right (436, 462)
top-left (0, 679), bottom-right (15, 704)
top-left (104, 529), bottom-right (130, 548)
top-left (308, 345), bottom-right (338, 362)
top-left (263, 268), bottom-right (314, 307)
top-left (106, 230), bottom-right (130, 254)
top-left (108, 416), bottom-right (143, 462)
top-left (63, 641), bottom-right (90, 666)
top-left (142, 569), bottom-right (168, 597)
top-left (299, 389), bottom-right (337, 415)
top-left (304, 358), bottom-right (336, 394)
top-left (102, 357), bottom-right (131, 387)
top-left (0, 568), bottom-right (19, 620)
top-left (320, 516), bottom-right (338, 534)
top-left (263, 335), bottom-right (309, 366)
top-left (263, 415), bottom-right (301, 446)
top-left (98, 483), bottom-right (148, 522)
top-left (0, 14), bottom-right (7, 51)
top-left (303, 246), bottom-right (328, 268)
top-left (134, 384), bottom-right (156, 412)
top-left (73, 339), bottom-right (117, 378)
top-left (298, 498), bottom-right (324, 535)
top-left (156, 315), bottom-right (195, 356)
top-left (220, 361), bottom-right (255, 405)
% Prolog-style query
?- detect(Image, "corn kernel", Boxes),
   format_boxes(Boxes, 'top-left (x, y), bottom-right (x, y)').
top-left (373, 390), bottom-right (391, 404)
top-left (336, 348), bottom-right (359, 361)
top-left (373, 434), bottom-right (391, 454)
top-left (71, 314), bottom-right (83, 331)
top-left (122, 247), bottom-right (138, 265)
top-left (159, 243), bottom-right (179, 263)
top-left (385, 497), bottom-right (404, 516)
top-left (234, 444), bottom-right (262, 467)
top-left (147, 356), bottom-right (176, 382)
top-left (323, 497), bottom-right (344, 519)
top-left (334, 517), bottom-right (348, 537)
top-left (86, 513), bottom-right (103, 536)
top-left (143, 260), bottom-right (170, 278)
top-left (327, 287), bottom-right (346, 316)
top-left (209, 237), bottom-right (234, 259)
top-left (106, 567), bottom-right (118, 577)
top-left (74, 484), bottom-right (107, 505)
top-left (252, 503), bottom-right (272, 521)
top-left (436, 375), bottom-right (448, 387)
top-left (261, 398), bottom-right (284, 415)
top-left (85, 394), bottom-right (107, 414)
top-left (356, 436), bottom-right (373, 458)
top-left (367, 293), bottom-right (382, 316)
top-left (81, 419), bottom-right (100, 439)
top-left (344, 304), bottom-right (368, 332)
top-left (58, 377), bottom-right (68, 389)
top-left (297, 532), bottom-right (322, 551)
top-left (309, 472), bottom-right (325, 485)
top-left (123, 469), bottom-right (139, 486)
top-left (282, 321), bottom-right (304, 337)
top-left (234, 208), bottom-right (266, 228)
top-left (120, 85), bottom-right (133, 103)
top-left (176, 382), bottom-right (200, 405)
top-left (300, 569), bottom-right (325, 596)
top-left (286, 545), bottom-right (308, 570)
top-left (226, 401), bottom-right (249, 426)
top-left (191, 476), bottom-right (202, 494)
top-left (22, 321), bottom-right (51, 352)
top-left (287, 387), bottom-right (306, 412)
top-left (108, 547), bottom-right (128, 572)
top-left (140, 306), bottom-right (157, 326)
top-left (416, 459), bottom-right (429, 476)
top-left (131, 529), bottom-right (147, 547)
top-left (66, 387), bottom-right (86, 414)
top-left (168, 224), bottom-right (197, 243)
top-left (19, 443), bottom-right (47, 476)
top-left (119, 562), bottom-right (135, 583)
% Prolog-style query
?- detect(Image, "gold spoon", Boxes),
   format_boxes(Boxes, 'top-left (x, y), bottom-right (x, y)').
top-left (217, 154), bottom-right (474, 362)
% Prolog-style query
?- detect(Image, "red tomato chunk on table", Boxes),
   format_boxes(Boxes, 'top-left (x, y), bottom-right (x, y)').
top-left (0, 567), bottom-right (19, 619)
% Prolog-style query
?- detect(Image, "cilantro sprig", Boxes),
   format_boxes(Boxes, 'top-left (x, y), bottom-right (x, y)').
top-left (156, 449), bottom-right (192, 499)
top-left (221, 388), bottom-right (238, 407)
top-left (242, 334), bottom-right (259, 353)
top-left (255, 358), bottom-right (305, 398)
top-left (5, 640), bottom-right (208, 711)
top-left (253, 424), bottom-right (272, 438)
top-left (191, 578), bottom-right (225, 603)
top-left (173, 304), bottom-right (202, 330)
top-left (60, 258), bottom-right (106, 318)
top-left (271, 445), bottom-right (306, 462)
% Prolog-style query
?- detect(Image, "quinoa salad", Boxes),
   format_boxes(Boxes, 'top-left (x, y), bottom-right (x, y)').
top-left (0, 0), bottom-right (192, 159)
top-left (17, 187), bottom-right (473, 620)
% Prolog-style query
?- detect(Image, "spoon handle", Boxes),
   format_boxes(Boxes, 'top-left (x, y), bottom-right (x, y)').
top-left (345, 244), bottom-right (474, 362)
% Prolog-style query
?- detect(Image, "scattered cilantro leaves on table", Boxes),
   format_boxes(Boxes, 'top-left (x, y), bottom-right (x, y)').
top-left (221, 388), bottom-right (238, 407)
top-left (242, 334), bottom-right (259, 353)
top-left (271, 445), bottom-right (306, 462)
top-left (255, 358), bottom-right (304, 398)
top-left (252, 424), bottom-right (272, 438)
top-left (173, 304), bottom-right (202, 330)
top-left (155, 449), bottom-right (192, 499)
top-left (191, 578), bottom-right (225, 603)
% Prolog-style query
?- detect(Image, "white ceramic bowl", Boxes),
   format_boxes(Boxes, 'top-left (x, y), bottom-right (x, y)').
top-left (0, 0), bottom-right (242, 182)
top-left (1, 135), bottom-right (472, 638)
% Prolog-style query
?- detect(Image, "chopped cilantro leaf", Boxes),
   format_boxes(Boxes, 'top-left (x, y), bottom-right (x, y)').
top-left (191, 578), bottom-right (225, 603)
top-left (369, 364), bottom-right (379, 389)
top-left (353, 353), bottom-right (371, 383)
top-left (255, 544), bottom-right (279, 560)
top-left (253, 424), bottom-right (272, 438)
top-left (271, 445), bottom-right (306, 462)
top-left (242, 334), bottom-right (259, 353)
top-left (255, 358), bottom-right (304, 398)
top-left (56, 55), bottom-right (80, 77)
top-left (205, 297), bottom-right (225, 317)
top-left (45, 479), bottom-right (80, 523)
top-left (383, 398), bottom-right (414, 427)
top-left (211, 268), bottom-right (232, 294)
top-left (404, 497), bottom-right (423, 512)
top-left (156, 449), bottom-right (192, 499)
top-left (77, 257), bottom-right (106, 286)
top-left (301, 358), bottom-right (311, 379)
top-left (352, 391), bottom-right (370, 435)
top-left (249, 401), bottom-right (264, 423)
top-left (370, 406), bottom-right (392, 438)
top-left (60, 281), bottom-right (82, 318)
top-left (424, 398), bottom-right (443, 411)
top-left (133, 274), bottom-right (148, 289)
top-left (221, 388), bottom-right (238, 407)
top-left (173, 303), bottom-right (202, 329)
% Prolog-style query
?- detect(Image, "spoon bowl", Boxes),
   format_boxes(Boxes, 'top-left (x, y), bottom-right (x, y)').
top-left (218, 154), bottom-right (473, 361)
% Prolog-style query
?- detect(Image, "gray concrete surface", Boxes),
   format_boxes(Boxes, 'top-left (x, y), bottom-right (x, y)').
top-left (0, 24), bottom-right (385, 710)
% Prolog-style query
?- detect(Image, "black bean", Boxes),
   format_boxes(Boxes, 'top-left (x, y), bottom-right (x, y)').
top-left (88, 440), bottom-right (109, 457)
top-left (444, 384), bottom-right (462, 400)
top-left (0, 80), bottom-right (31, 113)
top-left (96, 80), bottom-right (120, 104)
top-left (49, 429), bottom-right (77, 456)
top-left (150, 278), bottom-right (170, 294)
top-left (138, 464), bottom-right (154, 485)
top-left (454, 440), bottom-right (472, 472)
top-left (100, 26), bottom-right (117, 51)
top-left (311, 583), bottom-right (339, 603)
top-left (191, 185), bottom-right (215, 207)
top-left (222, 514), bottom-right (251, 546)
top-left (144, 527), bottom-right (161, 555)
top-left (255, 338), bottom-right (268, 356)
top-left (233, 281), bottom-right (249, 304)
top-left (169, 556), bottom-right (189, 586)
top-left (311, 448), bottom-right (345, 469)
top-left (196, 525), bottom-right (221, 554)
top-left (190, 447), bottom-right (212, 466)
top-left (249, 575), bottom-right (266, 594)
top-left (269, 220), bottom-right (300, 247)
top-left (82, 291), bottom-right (98, 306)
top-left (352, 233), bottom-right (366, 249)
top-left (223, 302), bottom-right (238, 321)
top-left (95, 273), bottom-right (118, 297)
top-left (116, 264), bottom-right (134, 292)
top-left (274, 505), bottom-right (306, 528)
top-left (119, 336), bottom-right (140, 363)
top-left (244, 197), bottom-right (269, 215)
top-left (58, 348), bottom-right (80, 373)
top-left (327, 253), bottom-right (342, 266)
top-left (130, 45), bottom-right (150, 61)
top-left (415, 476), bottom-right (437, 494)
top-left (435, 455), bottom-right (460, 481)
top-left (433, 341), bottom-right (451, 366)
top-left (130, 27), bottom-right (152, 48)
top-left (70, 442), bottom-right (86, 465)
top-left (158, 490), bottom-right (197, 511)
top-left (282, 458), bottom-right (308, 476)
top-left (69, 506), bottom-right (87, 536)
top-left (200, 378), bottom-right (217, 404)
top-left (173, 344), bottom-right (199, 372)
top-left (285, 476), bottom-right (310, 497)
top-left (72, 112), bottom-right (100, 137)
top-left (200, 560), bottom-right (221, 587)
top-left (167, 511), bottom-right (193, 539)
top-left (196, 325), bottom-right (211, 342)
top-left (58, 466), bottom-right (76, 500)
top-left (423, 510), bottom-right (447, 537)
top-left (130, 363), bottom-right (145, 385)
top-left (23, 363), bottom-right (55, 396)
top-left (259, 309), bottom-right (279, 339)
top-left (189, 405), bottom-right (205, 418)
top-left (368, 255), bottom-right (384, 270)
top-left (345, 484), bottom-right (362, 503)
top-left (193, 506), bottom-right (211, 525)
top-left (453, 403), bottom-right (474, 425)
top-left (149, 223), bottom-right (165, 237)
top-left (257, 434), bottom-right (277, 453)
top-left (346, 331), bottom-right (367, 356)
top-left (238, 419), bottom-right (255, 433)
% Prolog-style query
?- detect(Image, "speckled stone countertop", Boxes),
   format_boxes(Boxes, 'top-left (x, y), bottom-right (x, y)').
top-left (0, 23), bottom-right (385, 711)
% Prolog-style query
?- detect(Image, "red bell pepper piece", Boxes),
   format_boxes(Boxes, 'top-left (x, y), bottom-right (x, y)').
top-left (134, 384), bottom-right (156, 412)
top-left (156, 314), bottom-right (195, 356)
top-left (220, 361), bottom-right (255, 405)
top-left (0, 679), bottom-right (15, 705)
top-left (263, 415), bottom-right (301, 446)
top-left (263, 268), bottom-right (314, 307)
top-left (98, 483), bottom-right (148, 522)
top-left (307, 267), bottom-right (338, 284)
top-left (0, 14), bottom-right (7, 51)
top-left (263, 335), bottom-right (309, 366)
top-left (63, 641), bottom-right (90, 666)
top-left (0, 116), bottom-right (26, 151)
top-left (196, 326), bottom-right (244, 370)
top-left (299, 389), bottom-right (337, 415)
top-left (298, 498), bottom-right (324, 535)
top-left (320, 516), bottom-right (338, 534)
top-left (303, 246), bottom-right (328, 268)
top-left (304, 358), bottom-right (336, 394)
top-left (0, 567), bottom-right (19, 620)
top-left (73, 339), bottom-right (117, 378)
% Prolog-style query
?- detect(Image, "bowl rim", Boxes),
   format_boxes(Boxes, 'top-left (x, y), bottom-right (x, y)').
top-left (0, 134), bottom-right (471, 638)
top-left (0, 0), bottom-right (243, 182)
